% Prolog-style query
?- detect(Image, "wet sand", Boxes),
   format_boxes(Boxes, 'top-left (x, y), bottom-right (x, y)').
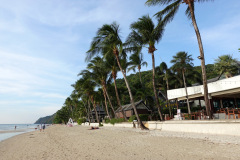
top-left (0, 125), bottom-right (239, 160)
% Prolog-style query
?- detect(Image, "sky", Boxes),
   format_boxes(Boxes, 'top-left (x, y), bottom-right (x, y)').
top-left (0, 0), bottom-right (239, 124)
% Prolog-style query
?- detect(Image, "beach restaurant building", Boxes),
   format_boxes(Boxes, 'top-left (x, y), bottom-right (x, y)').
top-left (167, 75), bottom-right (240, 116)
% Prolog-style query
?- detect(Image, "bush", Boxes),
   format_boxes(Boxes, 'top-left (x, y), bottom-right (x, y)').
top-left (110, 118), bottom-right (117, 125)
top-left (77, 118), bottom-right (86, 125)
top-left (116, 118), bottom-right (125, 123)
top-left (128, 115), bottom-right (136, 122)
top-left (109, 118), bottom-right (125, 125)
top-left (104, 118), bottom-right (110, 124)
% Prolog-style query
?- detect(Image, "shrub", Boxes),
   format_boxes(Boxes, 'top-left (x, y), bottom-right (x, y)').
top-left (109, 118), bottom-right (125, 125)
top-left (104, 118), bottom-right (110, 124)
top-left (116, 118), bottom-right (125, 123)
top-left (110, 118), bottom-right (117, 125)
top-left (77, 118), bottom-right (86, 125)
top-left (128, 115), bottom-right (136, 122)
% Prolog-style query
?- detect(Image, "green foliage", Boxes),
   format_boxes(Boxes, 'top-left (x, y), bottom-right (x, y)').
top-left (77, 118), bottom-right (86, 125)
top-left (109, 118), bottom-right (125, 125)
top-left (54, 106), bottom-right (70, 124)
top-left (104, 118), bottom-right (110, 124)
top-left (139, 114), bottom-right (149, 121)
top-left (128, 115), bottom-right (137, 122)
top-left (117, 118), bottom-right (125, 123)
top-left (110, 118), bottom-right (118, 125)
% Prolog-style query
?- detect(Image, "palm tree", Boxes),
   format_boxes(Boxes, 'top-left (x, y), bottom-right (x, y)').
top-left (171, 51), bottom-right (193, 114)
top-left (76, 73), bottom-right (100, 124)
top-left (86, 22), bottom-right (148, 129)
top-left (128, 50), bottom-right (148, 85)
top-left (105, 54), bottom-right (127, 120)
top-left (214, 55), bottom-right (239, 79)
top-left (126, 15), bottom-right (165, 121)
top-left (146, 0), bottom-right (213, 118)
top-left (86, 56), bottom-right (116, 119)
top-left (72, 82), bottom-right (93, 124)
top-left (65, 97), bottom-right (73, 118)
top-left (159, 62), bottom-right (172, 117)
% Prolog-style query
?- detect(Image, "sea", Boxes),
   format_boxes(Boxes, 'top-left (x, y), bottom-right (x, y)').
top-left (0, 124), bottom-right (40, 142)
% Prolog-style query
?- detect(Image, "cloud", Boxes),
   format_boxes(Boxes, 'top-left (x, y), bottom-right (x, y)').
top-left (200, 15), bottom-right (240, 52)
top-left (0, 51), bottom-right (76, 96)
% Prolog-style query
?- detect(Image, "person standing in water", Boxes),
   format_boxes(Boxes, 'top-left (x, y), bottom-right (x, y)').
top-left (14, 125), bottom-right (17, 130)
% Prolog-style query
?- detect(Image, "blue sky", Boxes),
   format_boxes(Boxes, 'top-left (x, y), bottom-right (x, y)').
top-left (0, 0), bottom-right (239, 124)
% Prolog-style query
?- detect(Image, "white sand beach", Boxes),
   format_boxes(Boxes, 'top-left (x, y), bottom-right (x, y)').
top-left (0, 125), bottom-right (240, 160)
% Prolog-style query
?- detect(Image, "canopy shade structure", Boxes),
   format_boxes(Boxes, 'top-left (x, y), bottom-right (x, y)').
top-left (167, 75), bottom-right (240, 101)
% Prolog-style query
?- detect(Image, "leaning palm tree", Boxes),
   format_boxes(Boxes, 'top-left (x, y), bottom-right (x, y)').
top-left (171, 51), bottom-right (194, 114)
top-left (128, 50), bottom-right (148, 85)
top-left (86, 22), bottom-right (148, 129)
top-left (146, 0), bottom-right (213, 118)
top-left (126, 15), bottom-right (165, 120)
top-left (214, 55), bottom-right (239, 79)
top-left (105, 54), bottom-right (127, 120)
top-left (86, 56), bottom-right (116, 119)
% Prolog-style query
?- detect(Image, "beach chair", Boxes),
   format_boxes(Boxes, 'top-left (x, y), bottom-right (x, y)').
top-left (227, 108), bottom-right (235, 119)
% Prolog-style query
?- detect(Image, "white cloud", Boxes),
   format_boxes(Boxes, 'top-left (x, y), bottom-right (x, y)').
top-left (200, 15), bottom-right (240, 51)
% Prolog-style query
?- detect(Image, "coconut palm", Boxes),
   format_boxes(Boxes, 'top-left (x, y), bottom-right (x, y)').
top-left (126, 15), bottom-right (165, 120)
top-left (214, 55), bottom-right (239, 79)
top-left (85, 56), bottom-right (116, 119)
top-left (86, 22), bottom-right (148, 129)
top-left (71, 82), bottom-right (93, 124)
top-left (65, 97), bottom-right (73, 118)
top-left (76, 73), bottom-right (100, 124)
top-left (171, 51), bottom-right (193, 114)
top-left (128, 50), bottom-right (148, 85)
top-left (146, 0), bottom-right (213, 117)
top-left (105, 54), bottom-right (127, 120)
top-left (159, 62), bottom-right (172, 117)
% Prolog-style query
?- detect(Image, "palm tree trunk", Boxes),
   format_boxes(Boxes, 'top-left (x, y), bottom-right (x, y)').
top-left (90, 97), bottom-right (100, 124)
top-left (182, 70), bottom-right (191, 114)
top-left (151, 52), bottom-right (163, 121)
top-left (88, 99), bottom-right (92, 125)
top-left (82, 100), bottom-right (91, 125)
top-left (102, 87), bottom-right (111, 120)
top-left (115, 53), bottom-right (148, 130)
top-left (113, 77), bottom-right (127, 120)
top-left (103, 84), bottom-right (117, 118)
top-left (138, 68), bottom-right (143, 85)
top-left (188, 1), bottom-right (211, 118)
top-left (70, 106), bottom-right (73, 118)
top-left (166, 75), bottom-right (172, 117)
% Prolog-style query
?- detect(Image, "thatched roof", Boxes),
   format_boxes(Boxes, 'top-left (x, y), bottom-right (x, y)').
top-left (115, 100), bottom-right (150, 113)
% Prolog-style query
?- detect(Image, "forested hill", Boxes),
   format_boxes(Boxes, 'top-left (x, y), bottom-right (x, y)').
top-left (34, 114), bottom-right (55, 124)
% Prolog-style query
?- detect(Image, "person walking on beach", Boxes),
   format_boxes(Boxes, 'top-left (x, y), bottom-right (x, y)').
top-left (14, 125), bottom-right (17, 130)
top-left (40, 124), bottom-right (42, 132)
top-left (42, 124), bottom-right (46, 132)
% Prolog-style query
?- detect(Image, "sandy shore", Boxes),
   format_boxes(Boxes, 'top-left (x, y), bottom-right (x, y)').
top-left (0, 125), bottom-right (240, 160)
